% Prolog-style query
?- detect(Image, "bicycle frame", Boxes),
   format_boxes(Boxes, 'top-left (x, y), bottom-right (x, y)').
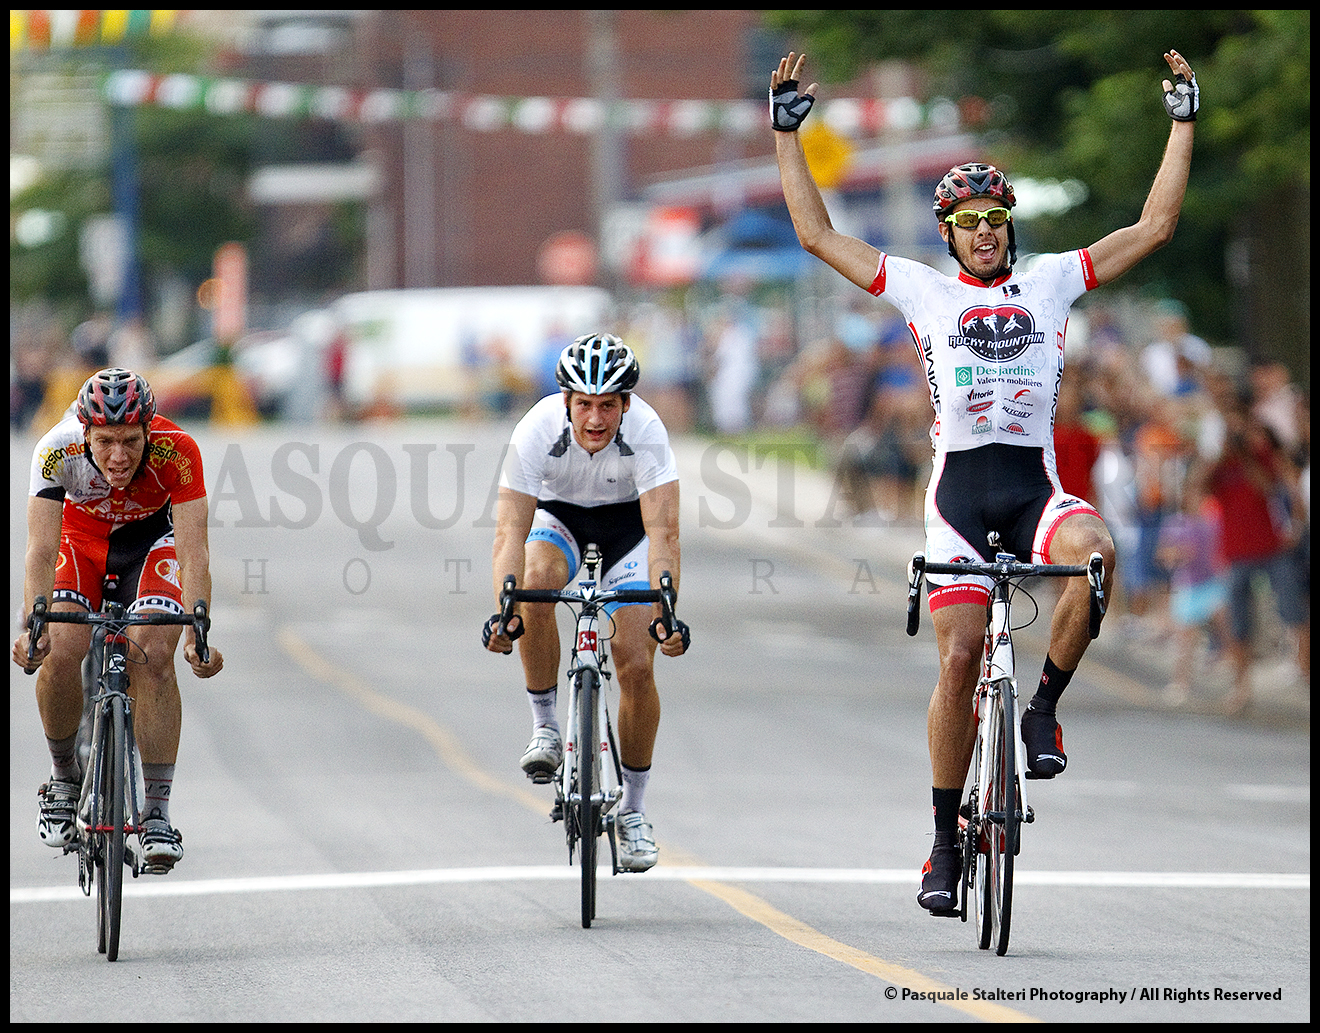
top-left (978, 566), bottom-right (1032, 841)
top-left (906, 538), bottom-right (1105, 955)
top-left (79, 617), bottom-right (147, 865)
top-left (25, 594), bottom-right (210, 960)
top-left (499, 544), bottom-right (676, 927)
top-left (561, 562), bottom-right (624, 860)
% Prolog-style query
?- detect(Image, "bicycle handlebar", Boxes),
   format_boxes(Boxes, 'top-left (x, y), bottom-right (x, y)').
top-left (905, 552), bottom-right (1107, 639)
top-left (499, 572), bottom-right (678, 637)
top-left (25, 595), bottom-right (211, 674)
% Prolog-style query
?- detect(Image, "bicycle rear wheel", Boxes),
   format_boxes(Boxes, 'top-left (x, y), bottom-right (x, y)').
top-left (576, 668), bottom-right (600, 928)
top-left (96, 694), bottom-right (128, 961)
top-left (975, 682), bottom-right (1017, 955)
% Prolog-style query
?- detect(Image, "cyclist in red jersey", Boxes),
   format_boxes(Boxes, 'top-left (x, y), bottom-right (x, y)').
top-left (772, 49), bottom-right (1196, 914)
top-left (13, 368), bottom-right (224, 872)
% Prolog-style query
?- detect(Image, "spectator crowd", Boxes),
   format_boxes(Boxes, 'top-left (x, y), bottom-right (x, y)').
top-left (13, 291), bottom-right (1308, 715)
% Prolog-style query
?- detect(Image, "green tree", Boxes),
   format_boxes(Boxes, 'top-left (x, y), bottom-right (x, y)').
top-left (766, 10), bottom-right (1310, 382)
top-left (11, 34), bottom-right (258, 340)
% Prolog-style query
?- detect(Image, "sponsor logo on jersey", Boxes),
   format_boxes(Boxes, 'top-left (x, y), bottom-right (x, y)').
top-left (39, 441), bottom-right (85, 480)
top-left (972, 415), bottom-right (992, 435)
top-left (955, 366), bottom-right (973, 387)
top-left (155, 557), bottom-right (182, 588)
top-left (949, 305), bottom-right (1045, 362)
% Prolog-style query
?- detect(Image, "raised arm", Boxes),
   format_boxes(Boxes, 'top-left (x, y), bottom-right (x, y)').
top-left (1086, 50), bottom-right (1197, 287)
top-left (772, 53), bottom-right (883, 290)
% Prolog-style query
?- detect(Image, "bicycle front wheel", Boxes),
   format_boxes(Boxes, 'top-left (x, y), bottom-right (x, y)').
top-left (975, 682), bottom-right (1018, 955)
top-left (97, 694), bottom-right (128, 961)
top-left (576, 668), bottom-right (600, 928)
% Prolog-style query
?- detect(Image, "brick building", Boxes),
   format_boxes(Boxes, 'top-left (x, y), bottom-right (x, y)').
top-left (235, 10), bottom-right (972, 295)
top-left (344, 10), bottom-right (781, 290)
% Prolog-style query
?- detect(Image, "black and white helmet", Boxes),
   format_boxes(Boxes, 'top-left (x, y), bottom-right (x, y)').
top-left (555, 333), bottom-right (640, 395)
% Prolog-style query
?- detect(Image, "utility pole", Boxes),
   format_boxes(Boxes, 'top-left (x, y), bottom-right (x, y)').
top-left (587, 10), bottom-right (622, 293)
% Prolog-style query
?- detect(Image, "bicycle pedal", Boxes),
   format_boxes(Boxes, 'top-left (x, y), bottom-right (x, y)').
top-left (140, 863), bottom-right (174, 875)
top-left (1024, 770), bottom-right (1055, 780)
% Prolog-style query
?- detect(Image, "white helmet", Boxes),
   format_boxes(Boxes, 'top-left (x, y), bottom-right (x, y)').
top-left (555, 333), bottom-right (640, 395)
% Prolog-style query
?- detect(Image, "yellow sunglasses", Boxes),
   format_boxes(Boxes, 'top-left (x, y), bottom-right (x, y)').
top-left (944, 207), bottom-right (1012, 229)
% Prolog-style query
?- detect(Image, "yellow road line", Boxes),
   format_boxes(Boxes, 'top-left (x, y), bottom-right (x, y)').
top-left (277, 627), bottom-right (544, 813)
top-left (278, 625), bottom-right (1039, 1023)
top-left (686, 878), bottom-right (1037, 1023)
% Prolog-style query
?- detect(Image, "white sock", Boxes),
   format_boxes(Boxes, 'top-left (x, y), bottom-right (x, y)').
top-left (621, 764), bottom-right (650, 815)
top-left (527, 687), bottom-right (559, 733)
top-left (142, 762), bottom-right (175, 824)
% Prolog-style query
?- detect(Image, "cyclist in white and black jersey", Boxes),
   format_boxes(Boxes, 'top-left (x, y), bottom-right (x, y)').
top-left (772, 49), bottom-right (1197, 915)
top-left (482, 333), bottom-right (689, 872)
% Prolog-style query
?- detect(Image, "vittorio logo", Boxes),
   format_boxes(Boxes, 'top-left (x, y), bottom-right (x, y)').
top-left (955, 367), bottom-right (973, 387)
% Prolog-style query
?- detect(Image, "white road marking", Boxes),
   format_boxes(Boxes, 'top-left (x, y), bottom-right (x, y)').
top-left (11, 866), bottom-right (1308, 903)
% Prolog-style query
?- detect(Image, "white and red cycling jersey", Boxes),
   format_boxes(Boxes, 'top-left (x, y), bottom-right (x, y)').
top-left (867, 250), bottom-right (1103, 609)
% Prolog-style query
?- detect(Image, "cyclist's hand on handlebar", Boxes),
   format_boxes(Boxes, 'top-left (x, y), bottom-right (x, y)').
top-left (482, 613), bottom-right (524, 655)
top-left (13, 629), bottom-right (50, 672)
top-left (648, 616), bottom-right (691, 657)
top-left (184, 640), bottom-right (224, 678)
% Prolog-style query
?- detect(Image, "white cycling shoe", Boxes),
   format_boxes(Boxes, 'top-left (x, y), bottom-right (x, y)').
top-left (37, 779), bottom-right (81, 848)
top-left (519, 727), bottom-right (563, 783)
top-left (135, 815), bottom-right (184, 873)
top-left (614, 810), bottom-right (658, 872)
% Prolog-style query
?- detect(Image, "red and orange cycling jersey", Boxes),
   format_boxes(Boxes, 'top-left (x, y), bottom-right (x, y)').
top-left (30, 413), bottom-right (206, 533)
top-left (29, 413), bottom-right (207, 612)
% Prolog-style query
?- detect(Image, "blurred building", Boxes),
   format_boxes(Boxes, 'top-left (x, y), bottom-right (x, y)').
top-left (12, 10), bottom-right (980, 314)
top-left (221, 10), bottom-right (975, 297)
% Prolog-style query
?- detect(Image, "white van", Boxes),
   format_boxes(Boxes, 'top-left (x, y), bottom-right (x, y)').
top-left (332, 285), bottom-right (614, 411)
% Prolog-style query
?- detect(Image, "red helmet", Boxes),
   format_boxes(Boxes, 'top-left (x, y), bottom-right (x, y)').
top-left (76, 368), bottom-right (156, 428)
top-left (932, 162), bottom-right (1016, 216)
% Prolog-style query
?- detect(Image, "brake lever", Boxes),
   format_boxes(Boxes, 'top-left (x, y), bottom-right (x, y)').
top-left (192, 599), bottom-right (211, 665)
top-left (1087, 552), bottom-right (1107, 639)
top-left (906, 554), bottom-right (925, 637)
top-left (24, 595), bottom-right (48, 675)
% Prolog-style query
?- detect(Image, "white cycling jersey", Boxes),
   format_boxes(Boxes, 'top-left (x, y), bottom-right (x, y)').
top-left (867, 249), bottom-right (1097, 465)
top-left (499, 393), bottom-right (679, 506)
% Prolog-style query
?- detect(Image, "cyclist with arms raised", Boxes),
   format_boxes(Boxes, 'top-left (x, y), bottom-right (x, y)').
top-left (482, 334), bottom-right (689, 872)
top-left (771, 49), bottom-right (1196, 914)
top-left (13, 368), bottom-right (224, 873)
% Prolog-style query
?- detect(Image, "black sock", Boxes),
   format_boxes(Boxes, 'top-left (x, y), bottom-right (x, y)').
top-left (932, 787), bottom-right (962, 836)
top-left (1034, 655), bottom-right (1074, 710)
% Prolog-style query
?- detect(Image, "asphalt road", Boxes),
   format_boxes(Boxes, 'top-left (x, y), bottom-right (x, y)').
top-left (10, 420), bottom-right (1309, 1022)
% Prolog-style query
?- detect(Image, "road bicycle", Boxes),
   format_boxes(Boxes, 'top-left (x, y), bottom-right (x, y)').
top-left (498, 544), bottom-right (677, 928)
top-left (906, 533), bottom-right (1105, 955)
top-left (25, 594), bottom-right (211, 962)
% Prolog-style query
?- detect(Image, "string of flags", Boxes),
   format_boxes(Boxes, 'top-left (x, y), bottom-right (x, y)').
top-left (97, 68), bottom-right (989, 137)
top-left (11, 11), bottom-right (990, 137)
top-left (10, 9), bottom-right (178, 49)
